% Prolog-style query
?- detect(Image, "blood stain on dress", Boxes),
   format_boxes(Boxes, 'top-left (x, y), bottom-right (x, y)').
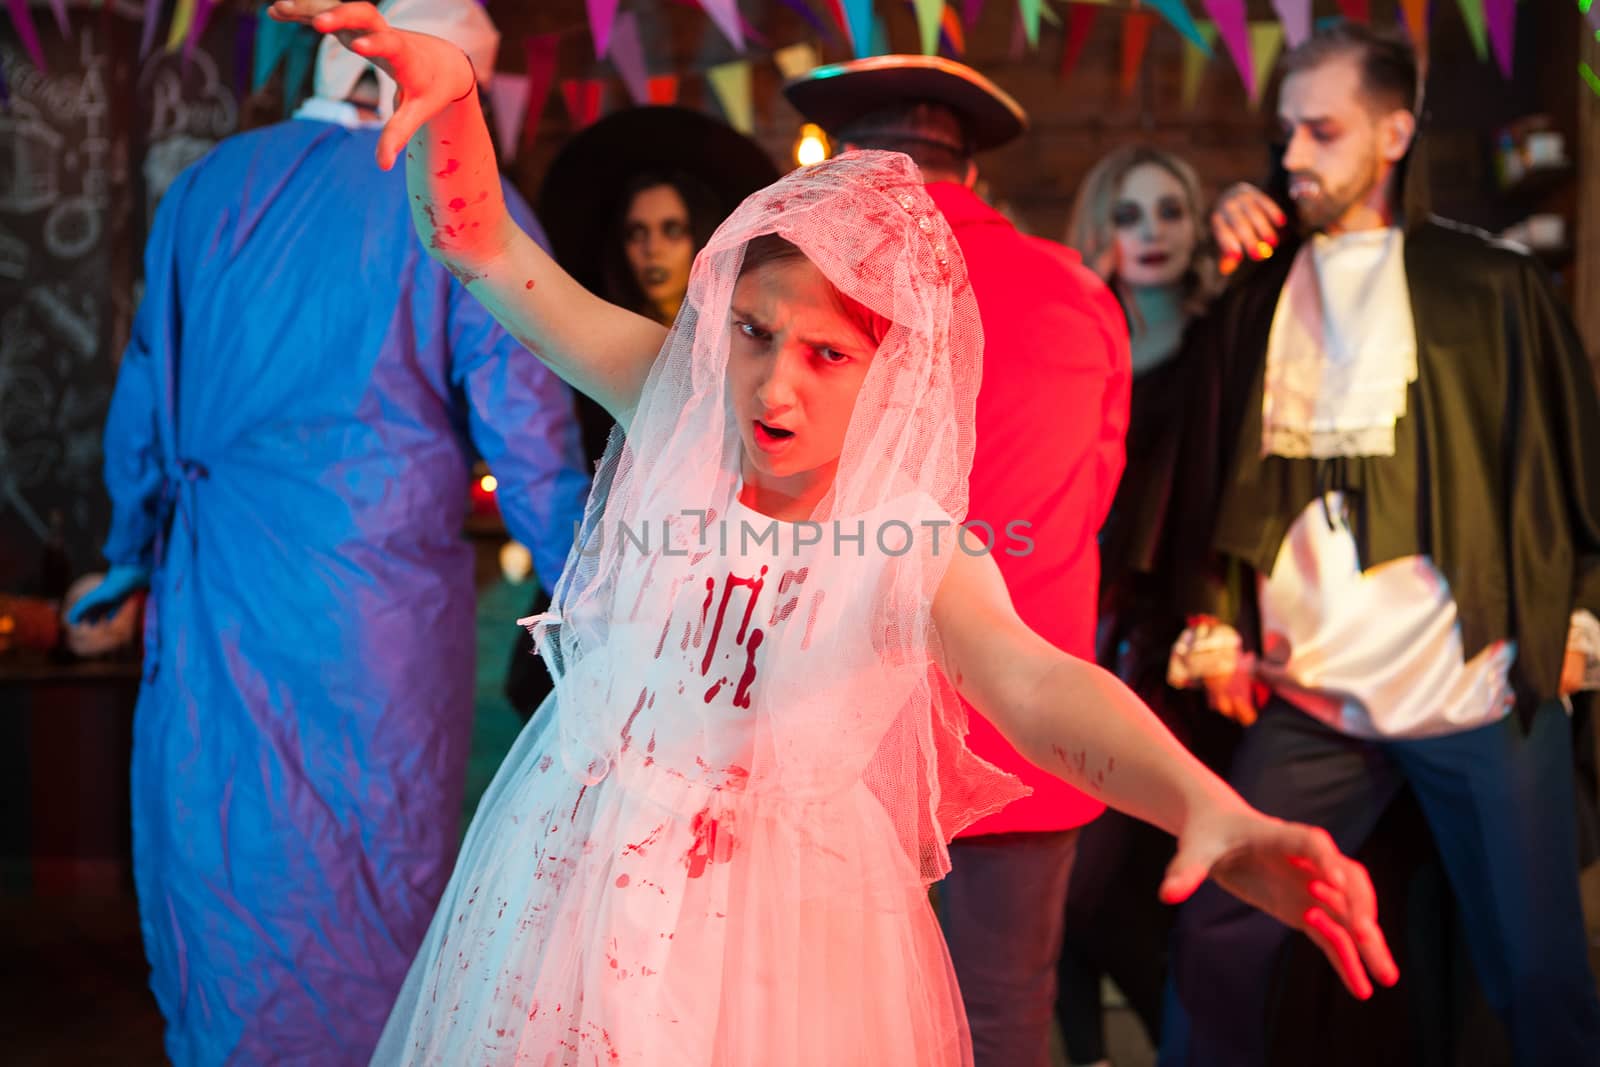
top-left (685, 808), bottom-right (734, 878)
top-left (801, 590), bottom-right (826, 650)
top-left (732, 629), bottom-right (764, 708)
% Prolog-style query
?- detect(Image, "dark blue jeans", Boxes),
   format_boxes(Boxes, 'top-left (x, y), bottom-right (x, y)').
top-left (940, 830), bottom-right (1080, 1067)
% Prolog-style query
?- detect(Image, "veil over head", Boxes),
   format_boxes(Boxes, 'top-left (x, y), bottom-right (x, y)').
top-left (534, 150), bottom-right (1023, 884)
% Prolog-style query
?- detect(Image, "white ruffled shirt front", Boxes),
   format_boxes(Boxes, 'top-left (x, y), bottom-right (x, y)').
top-left (1261, 227), bottom-right (1416, 460)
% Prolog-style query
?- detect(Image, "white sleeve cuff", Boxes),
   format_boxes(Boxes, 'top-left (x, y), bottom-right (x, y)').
top-left (1569, 610), bottom-right (1600, 691)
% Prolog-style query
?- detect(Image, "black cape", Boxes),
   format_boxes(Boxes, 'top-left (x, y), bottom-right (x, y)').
top-left (1174, 217), bottom-right (1600, 724)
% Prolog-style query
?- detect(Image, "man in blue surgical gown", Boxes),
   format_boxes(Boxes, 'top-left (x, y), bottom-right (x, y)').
top-left (68, 0), bottom-right (589, 1061)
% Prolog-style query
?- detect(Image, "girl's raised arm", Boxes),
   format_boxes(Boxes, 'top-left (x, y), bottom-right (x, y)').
top-left (270, 0), bottom-right (665, 424)
top-left (931, 548), bottom-right (1400, 1001)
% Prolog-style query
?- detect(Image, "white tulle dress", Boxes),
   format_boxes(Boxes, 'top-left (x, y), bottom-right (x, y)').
top-left (372, 494), bottom-right (977, 1065)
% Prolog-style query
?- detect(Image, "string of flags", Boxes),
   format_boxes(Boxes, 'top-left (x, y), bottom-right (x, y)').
top-left (0, 1), bottom-right (1557, 132)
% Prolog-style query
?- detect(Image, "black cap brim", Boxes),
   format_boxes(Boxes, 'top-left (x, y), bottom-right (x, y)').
top-left (782, 55), bottom-right (1028, 154)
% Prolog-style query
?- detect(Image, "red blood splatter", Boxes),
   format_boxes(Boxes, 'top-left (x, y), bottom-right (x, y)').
top-left (622, 819), bottom-right (667, 857)
top-left (770, 566), bottom-right (809, 625)
top-left (694, 577), bottom-right (714, 649)
top-left (538, 755), bottom-right (553, 773)
top-left (619, 688), bottom-right (648, 749)
top-left (801, 590), bottom-right (826, 650)
top-left (735, 567), bottom-right (766, 643)
top-left (685, 808), bottom-right (734, 877)
top-left (570, 785), bottom-right (587, 823)
top-left (436, 158), bottom-right (460, 177)
top-left (448, 197), bottom-right (467, 211)
top-left (654, 612), bottom-right (674, 659)
top-left (701, 569), bottom-right (766, 675)
top-left (732, 629), bottom-right (764, 708)
top-left (615, 874), bottom-right (630, 888)
top-left (525, 279), bottom-right (535, 289)
top-left (703, 676), bottom-right (728, 702)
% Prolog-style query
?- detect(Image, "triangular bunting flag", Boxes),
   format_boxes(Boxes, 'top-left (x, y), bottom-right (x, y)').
top-left (941, 4), bottom-right (967, 56)
top-left (1181, 20), bottom-right (1219, 109)
top-left (1009, 5), bottom-right (1026, 59)
top-left (1120, 11), bottom-right (1155, 98)
top-left (283, 29), bottom-right (315, 113)
top-left (1334, 0), bottom-right (1369, 23)
top-left (165, 0), bottom-right (197, 53)
top-left (5, 0), bottom-right (47, 70)
top-left (648, 74), bottom-right (680, 104)
top-left (844, 0), bottom-right (875, 57)
top-left (913, 0), bottom-right (944, 55)
top-left (587, 0), bottom-right (618, 58)
top-left (1399, 0), bottom-right (1428, 51)
top-left (1202, 0), bottom-right (1255, 99)
top-left (252, 14), bottom-right (299, 90)
top-left (560, 77), bottom-right (606, 130)
top-left (701, 0), bottom-right (747, 52)
top-left (522, 34), bottom-right (560, 148)
top-left (1271, 0), bottom-right (1312, 48)
top-left (871, 14), bottom-right (891, 55)
top-left (1059, 3), bottom-right (1097, 80)
top-left (706, 59), bottom-right (753, 132)
top-left (1485, 0), bottom-right (1513, 79)
top-left (774, 42), bottom-right (820, 80)
top-left (963, 0), bottom-right (984, 31)
top-left (1456, 0), bottom-right (1487, 61)
top-left (233, 12), bottom-right (255, 105)
top-left (1019, 0), bottom-right (1043, 49)
top-left (184, 0), bottom-right (219, 67)
top-left (1145, 0), bottom-right (1212, 52)
top-left (778, 0), bottom-right (832, 38)
top-left (822, 0), bottom-right (856, 52)
top-left (140, 0), bottom-right (162, 58)
top-left (45, 0), bottom-right (69, 39)
top-left (609, 12), bottom-right (651, 105)
top-left (1248, 20), bottom-right (1284, 105)
top-left (488, 73), bottom-right (531, 161)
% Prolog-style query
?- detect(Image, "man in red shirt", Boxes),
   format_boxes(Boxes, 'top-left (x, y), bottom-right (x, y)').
top-left (785, 57), bottom-right (1131, 1065)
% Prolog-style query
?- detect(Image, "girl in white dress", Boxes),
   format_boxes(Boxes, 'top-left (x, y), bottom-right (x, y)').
top-left (271, 5), bottom-right (1400, 1064)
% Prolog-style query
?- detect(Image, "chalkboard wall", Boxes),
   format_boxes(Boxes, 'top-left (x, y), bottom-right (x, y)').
top-left (1, 9), bottom-right (246, 591)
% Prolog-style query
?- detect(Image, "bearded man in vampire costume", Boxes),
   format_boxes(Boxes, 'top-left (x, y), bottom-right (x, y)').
top-left (1162, 23), bottom-right (1600, 1067)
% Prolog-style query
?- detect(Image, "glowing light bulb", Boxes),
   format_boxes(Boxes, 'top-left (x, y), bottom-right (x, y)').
top-left (480, 474), bottom-right (498, 493)
top-left (795, 123), bottom-right (829, 167)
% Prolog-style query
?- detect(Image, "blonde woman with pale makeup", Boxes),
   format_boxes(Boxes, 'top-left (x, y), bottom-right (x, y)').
top-left (1056, 145), bottom-right (1240, 1067)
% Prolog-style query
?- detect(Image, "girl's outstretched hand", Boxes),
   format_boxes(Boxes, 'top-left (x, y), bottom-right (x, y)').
top-left (1161, 805), bottom-right (1400, 1000)
top-left (268, 0), bottom-right (475, 170)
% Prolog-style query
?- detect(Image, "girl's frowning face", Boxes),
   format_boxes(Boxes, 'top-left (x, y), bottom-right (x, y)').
top-left (726, 252), bottom-right (883, 510)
